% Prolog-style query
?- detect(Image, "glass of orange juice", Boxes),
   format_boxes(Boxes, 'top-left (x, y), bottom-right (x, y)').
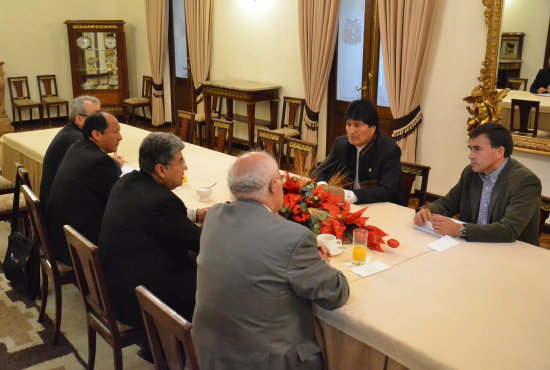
top-left (181, 174), bottom-right (187, 187)
top-left (352, 228), bottom-right (368, 266)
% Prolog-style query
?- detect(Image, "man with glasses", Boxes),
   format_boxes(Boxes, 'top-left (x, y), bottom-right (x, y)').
top-left (312, 98), bottom-right (405, 205)
top-left (98, 133), bottom-right (208, 361)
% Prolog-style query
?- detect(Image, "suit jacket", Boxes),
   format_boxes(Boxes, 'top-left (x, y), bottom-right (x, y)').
top-left (312, 131), bottom-right (405, 205)
top-left (193, 200), bottom-right (349, 370)
top-left (40, 123), bottom-right (83, 210)
top-left (529, 68), bottom-right (550, 93)
top-left (426, 158), bottom-right (541, 246)
top-left (46, 139), bottom-right (120, 265)
top-left (98, 170), bottom-right (201, 327)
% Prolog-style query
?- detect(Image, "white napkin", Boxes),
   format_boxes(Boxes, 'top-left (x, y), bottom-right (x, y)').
top-left (341, 258), bottom-right (391, 277)
top-left (426, 235), bottom-right (459, 252)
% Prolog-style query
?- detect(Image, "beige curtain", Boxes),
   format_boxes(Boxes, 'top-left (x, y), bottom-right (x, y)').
top-left (379, 0), bottom-right (437, 162)
top-left (298, 0), bottom-right (340, 144)
top-left (146, 0), bottom-right (168, 126)
top-left (185, 0), bottom-right (212, 115)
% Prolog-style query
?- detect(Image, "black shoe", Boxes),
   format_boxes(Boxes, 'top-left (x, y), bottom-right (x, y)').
top-left (137, 346), bottom-right (154, 364)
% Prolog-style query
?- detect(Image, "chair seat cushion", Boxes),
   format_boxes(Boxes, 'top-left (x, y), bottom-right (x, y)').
top-left (273, 127), bottom-right (300, 138)
top-left (42, 96), bottom-right (68, 104)
top-left (0, 176), bottom-right (13, 189)
top-left (56, 260), bottom-right (74, 274)
top-left (194, 112), bottom-right (220, 123)
top-left (13, 98), bottom-right (41, 107)
top-left (0, 193), bottom-right (26, 211)
top-left (124, 97), bottom-right (150, 105)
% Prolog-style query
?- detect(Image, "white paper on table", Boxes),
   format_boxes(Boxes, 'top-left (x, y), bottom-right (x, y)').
top-left (120, 166), bottom-right (136, 176)
top-left (426, 235), bottom-right (459, 252)
top-left (536, 92), bottom-right (550, 97)
top-left (350, 260), bottom-right (390, 278)
top-left (415, 219), bottom-right (464, 237)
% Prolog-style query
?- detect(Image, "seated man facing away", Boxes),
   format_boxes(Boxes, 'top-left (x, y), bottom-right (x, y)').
top-left (46, 111), bottom-right (124, 265)
top-left (530, 57), bottom-right (550, 94)
top-left (193, 152), bottom-right (349, 370)
top-left (414, 123), bottom-right (541, 246)
top-left (312, 98), bottom-right (405, 205)
top-left (99, 132), bottom-right (207, 328)
top-left (40, 96), bottom-right (101, 210)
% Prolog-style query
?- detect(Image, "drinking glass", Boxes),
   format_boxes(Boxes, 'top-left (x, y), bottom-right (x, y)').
top-left (352, 228), bottom-right (368, 266)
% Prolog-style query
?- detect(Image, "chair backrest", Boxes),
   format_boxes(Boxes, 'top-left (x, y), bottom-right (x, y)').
top-left (135, 285), bottom-right (199, 370)
top-left (506, 77), bottom-right (528, 91)
top-left (176, 110), bottom-right (196, 142)
top-left (63, 225), bottom-right (121, 341)
top-left (510, 98), bottom-right (539, 136)
top-left (15, 162), bottom-right (31, 188)
top-left (36, 75), bottom-right (59, 98)
top-left (256, 128), bottom-right (284, 167)
top-left (284, 137), bottom-right (317, 175)
top-left (281, 97), bottom-right (305, 135)
top-left (401, 161), bottom-right (431, 207)
top-left (8, 76), bottom-right (31, 101)
top-left (212, 118), bottom-right (233, 154)
top-left (540, 195), bottom-right (550, 237)
top-left (142, 76), bottom-right (153, 99)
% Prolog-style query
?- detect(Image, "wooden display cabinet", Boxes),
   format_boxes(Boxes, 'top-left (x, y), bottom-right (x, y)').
top-left (65, 20), bottom-right (128, 115)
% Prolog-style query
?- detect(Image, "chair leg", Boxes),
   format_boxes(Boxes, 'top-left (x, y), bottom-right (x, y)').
top-left (45, 105), bottom-right (51, 126)
top-left (123, 104), bottom-right (129, 124)
top-left (87, 325), bottom-right (97, 370)
top-left (52, 281), bottom-right (62, 344)
top-left (113, 343), bottom-right (123, 370)
top-left (142, 106), bottom-right (146, 121)
top-left (37, 268), bottom-right (48, 322)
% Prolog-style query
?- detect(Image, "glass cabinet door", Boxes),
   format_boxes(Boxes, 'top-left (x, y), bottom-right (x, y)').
top-left (75, 31), bottom-right (119, 90)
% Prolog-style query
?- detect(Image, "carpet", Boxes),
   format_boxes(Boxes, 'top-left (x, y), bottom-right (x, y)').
top-left (0, 265), bottom-right (86, 370)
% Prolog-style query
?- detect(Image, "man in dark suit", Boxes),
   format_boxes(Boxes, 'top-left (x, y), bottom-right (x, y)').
top-left (312, 98), bottom-right (405, 205)
top-left (46, 111), bottom-right (123, 265)
top-left (99, 132), bottom-right (208, 329)
top-left (414, 123), bottom-right (541, 246)
top-left (40, 96), bottom-right (100, 210)
top-left (193, 152), bottom-right (349, 369)
top-left (529, 58), bottom-right (550, 94)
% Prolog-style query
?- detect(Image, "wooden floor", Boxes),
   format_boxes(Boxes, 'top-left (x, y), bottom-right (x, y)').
top-left (13, 118), bottom-right (550, 249)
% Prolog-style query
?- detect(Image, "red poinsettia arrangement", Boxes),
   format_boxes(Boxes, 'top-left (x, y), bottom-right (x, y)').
top-left (278, 172), bottom-right (399, 252)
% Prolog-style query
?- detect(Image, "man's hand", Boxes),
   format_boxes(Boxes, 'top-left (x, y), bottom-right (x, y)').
top-left (317, 242), bottom-right (332, 261)
top-left (413, 208), bottom-right (432, 226)
top-left (538, 87), bottom-right (548, 94)
top-left (430, 214), bottom-right (462, 236)
top-left (113, 152), bottom-right (125, 167)
top-left (197, 207), bottom-right (210, 223)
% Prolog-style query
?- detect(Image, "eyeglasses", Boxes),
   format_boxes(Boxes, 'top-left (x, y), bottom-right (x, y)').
top-left (164, 159), bottom-right (186, 168)
top-left (77, 113), bottom-right (88, 118)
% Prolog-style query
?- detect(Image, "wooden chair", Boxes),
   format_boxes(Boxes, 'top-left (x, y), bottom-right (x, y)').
top-left (21, 184), bottom-right (75, 344)
top-left (272, 97), bottom-right (305, 139)
top-left (8, 76), bottom-right (43, 128)
top-left (401, 161), bottom-right (431, 208)
top-left (211, 118), bottom-right (234, 154)
top-left (0, 163), bottom-right (31, 236)
top-left (175, 110), bottom-right (196, 143)
top-left (135, 285), bottom-right (199, 370)
top-left (63, 225), bottom-right (145, 370)
top-left (36, 75), bottom-right (69, 125)
top-left (284, 137), bottom-right (317, 175)
top-left (540, 195), bottom-right (550, 237)
top-left (256, 128), bottom-right (285, 167)
top-left (123, 76), bottom-right (152, 125)
top-left (506, 77), bottom-right (528, 91)
top-left (510, 99), bottom-right (539, 136)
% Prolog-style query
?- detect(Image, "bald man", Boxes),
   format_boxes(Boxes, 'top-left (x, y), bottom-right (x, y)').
top-left (193, 152), bottom-right (349, 370)
top-left (47, 111), bottom-right (123, 265)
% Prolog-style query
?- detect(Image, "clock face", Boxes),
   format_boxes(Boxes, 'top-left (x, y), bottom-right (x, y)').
top-left (105, 37), bottom-right (116, 49)
top-left (77, 36), bottom-right (91, 50)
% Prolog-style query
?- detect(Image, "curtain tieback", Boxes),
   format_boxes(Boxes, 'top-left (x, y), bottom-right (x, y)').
top-left (152, 82), bottom-right (164, 97)
top-left (195, 85), bottom-right (204, 103)
top-left (391, 106), bottom-right (422, 140)
top-left (304, 104), bottom-right (319, 130)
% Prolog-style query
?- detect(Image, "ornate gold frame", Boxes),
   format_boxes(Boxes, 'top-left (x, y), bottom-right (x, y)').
top-left (465, 0), bottom-right (550, 156)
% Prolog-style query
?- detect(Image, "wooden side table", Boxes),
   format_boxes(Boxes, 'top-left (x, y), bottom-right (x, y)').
top-left (202, 79), bottom-right (281, 149)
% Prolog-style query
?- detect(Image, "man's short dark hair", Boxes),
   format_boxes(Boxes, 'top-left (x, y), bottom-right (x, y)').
top-left (139, 132), bottom-right (185, 175)
top-left (344, 98), bottom-right (379, 128)
top-left (470, 123), bottom-right (513, 157)
top-left (82, 111), bottom-right (109, 139)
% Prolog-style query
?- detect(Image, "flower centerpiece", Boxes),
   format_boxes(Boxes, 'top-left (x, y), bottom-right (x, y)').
top-left (278, 171), bottom-right (399, 252)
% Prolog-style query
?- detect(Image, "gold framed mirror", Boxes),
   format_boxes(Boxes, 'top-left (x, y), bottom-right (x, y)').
top-left (464, 0), bottom-right (550, 156)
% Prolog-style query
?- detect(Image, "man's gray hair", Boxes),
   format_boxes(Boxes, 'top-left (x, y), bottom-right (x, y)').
top-left (139, 132), bottom-right (185, 175)
top-left (227, 151), bottom-right (277, 200)
top-left (69, 96), bottom-right (100, 124)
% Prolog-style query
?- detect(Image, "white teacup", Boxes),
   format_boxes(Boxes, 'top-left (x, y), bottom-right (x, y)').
top-left (317, 234), bottom-right (343, 253)
top-left (196, 187), bottom-right (212, 201)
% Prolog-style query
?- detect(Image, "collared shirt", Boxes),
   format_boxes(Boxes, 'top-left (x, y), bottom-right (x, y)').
top-left (476, 158), bottom-right (508, 224)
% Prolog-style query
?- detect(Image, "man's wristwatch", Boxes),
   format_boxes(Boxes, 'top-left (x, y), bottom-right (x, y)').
top-left (459, 225), bottom-right (467, 238)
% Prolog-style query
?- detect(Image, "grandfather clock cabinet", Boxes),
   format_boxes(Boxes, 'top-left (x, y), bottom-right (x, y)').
top-left (65, 20), bottom-right (129, 115)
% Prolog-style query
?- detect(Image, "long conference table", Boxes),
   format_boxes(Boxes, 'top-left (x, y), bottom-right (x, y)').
top-left (2, 124), bottom-right (550, 369)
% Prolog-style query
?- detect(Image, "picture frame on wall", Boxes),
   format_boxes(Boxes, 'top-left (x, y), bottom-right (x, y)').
top-left (499, 32), bottom-right (524, 60)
